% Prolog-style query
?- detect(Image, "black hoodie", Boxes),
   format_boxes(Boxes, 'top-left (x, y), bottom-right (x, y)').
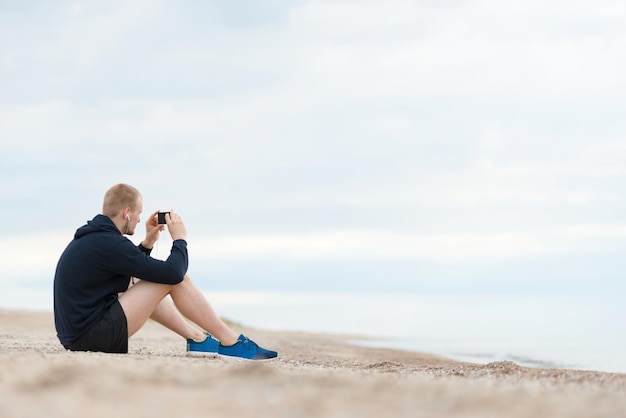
top-left (53, 214), bottom-right (188, 347)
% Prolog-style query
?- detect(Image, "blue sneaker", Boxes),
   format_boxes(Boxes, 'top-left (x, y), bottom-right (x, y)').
top-left (218, 334), bottom-right (278, 361)
top-left (186, 332), bottom-right (220, 357)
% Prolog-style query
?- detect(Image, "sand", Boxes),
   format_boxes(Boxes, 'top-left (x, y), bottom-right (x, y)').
top-left (0, 309), bottom-right (624, 418)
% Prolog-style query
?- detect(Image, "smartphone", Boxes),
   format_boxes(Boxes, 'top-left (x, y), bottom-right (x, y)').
top-left (157, 212), bottom-right (170, 224)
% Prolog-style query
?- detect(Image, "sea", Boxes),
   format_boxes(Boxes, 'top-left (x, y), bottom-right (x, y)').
top-left (3, 285), bottom-right (625, 374)
top-left (204, 290), bottom-right (626, 374)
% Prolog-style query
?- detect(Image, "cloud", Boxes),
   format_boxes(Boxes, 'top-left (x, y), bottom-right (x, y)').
top-left (5, 0), bottom-right (626, 109)
top-left (2, 0), bottom-right (626, 295)
top-left (3, 221), bottom-right (624, 285)
top-left (188, 224), bottom-right (626, 261)
top-left (0, 233), bottom-right (69, 282)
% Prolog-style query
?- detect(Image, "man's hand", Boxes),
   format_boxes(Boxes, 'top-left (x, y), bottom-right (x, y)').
top-left (141, 210), bottom-right (165, 249)
top-left (165, 209), bottom-right (187, 242)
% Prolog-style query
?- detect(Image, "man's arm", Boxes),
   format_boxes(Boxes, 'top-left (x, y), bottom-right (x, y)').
top-left (111, 237), bottom-right (189, 285)
top-left (109, 209), bottom-right (190, 285)
top-left (141, 209), bottom-right (165, 250)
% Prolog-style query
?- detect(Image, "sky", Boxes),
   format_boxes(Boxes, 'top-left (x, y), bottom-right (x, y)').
top-left (1, 0), bottom-right (626, 302)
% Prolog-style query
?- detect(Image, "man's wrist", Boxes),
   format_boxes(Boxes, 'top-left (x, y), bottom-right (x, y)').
top-left (141, 240), bottom-right (155, 249)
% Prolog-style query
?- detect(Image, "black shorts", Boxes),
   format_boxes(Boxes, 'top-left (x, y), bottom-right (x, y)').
top-left (66, 300), bottom-right (129, 354)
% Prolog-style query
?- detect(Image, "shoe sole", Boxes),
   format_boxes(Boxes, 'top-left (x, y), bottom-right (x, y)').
top-left (186, 351), bottom-right (219, 358)
top-left (217, 353), bottom-right (278, 362)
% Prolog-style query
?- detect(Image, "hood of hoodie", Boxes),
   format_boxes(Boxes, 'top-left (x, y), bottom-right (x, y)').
top-left (74, 214), bottom-right (121, 239)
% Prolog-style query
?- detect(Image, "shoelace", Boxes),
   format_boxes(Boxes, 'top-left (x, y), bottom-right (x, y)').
top-left (241, 336), bottom-right (259, 350)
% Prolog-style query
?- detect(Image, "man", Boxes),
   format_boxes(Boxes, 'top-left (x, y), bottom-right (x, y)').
top-left (53, 183), bottom-right (277, 360)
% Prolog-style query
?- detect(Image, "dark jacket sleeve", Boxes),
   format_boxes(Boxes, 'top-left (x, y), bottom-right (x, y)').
top-left (138, 243), bottom-right (152, 255)
top-left (108, 238), bottom-right (189, 285)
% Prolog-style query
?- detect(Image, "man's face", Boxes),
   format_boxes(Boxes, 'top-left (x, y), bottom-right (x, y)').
top-left (126, 198), bottom-right (143, 236)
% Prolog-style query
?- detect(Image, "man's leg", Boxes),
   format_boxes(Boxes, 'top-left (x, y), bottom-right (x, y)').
top-left (119, 275), bottom-right (277, 359)
top-left (118, 280), bottom-right (174, 338)
top-left (150, 296), bottom-right (206, 342)
top-left (169, 275), bottom-right (239, 346)
top-left (124, 279), bottom-right (206, 341)
top-left (119, 275), bottom-right (238, 345)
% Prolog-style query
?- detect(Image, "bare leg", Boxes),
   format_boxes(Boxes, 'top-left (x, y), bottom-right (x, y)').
top-left (119, 275), bottom-right (239, 344)
top-left (118, 280), bottom-right (174, 338)
top-left (150, 296), bottom-right (206, 342)
top-left (169, 275), bottom-right (239, 345)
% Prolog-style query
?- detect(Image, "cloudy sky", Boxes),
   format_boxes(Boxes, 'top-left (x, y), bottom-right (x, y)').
top-left (1, 0), bottom-right (625, 300)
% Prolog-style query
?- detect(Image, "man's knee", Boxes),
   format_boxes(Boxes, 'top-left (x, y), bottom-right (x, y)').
top-left (174, 274), bottom-right (192, 286)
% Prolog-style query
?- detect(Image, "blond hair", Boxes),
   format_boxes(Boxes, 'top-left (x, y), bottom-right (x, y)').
top-left (102, 184), bottom-right (142, 217)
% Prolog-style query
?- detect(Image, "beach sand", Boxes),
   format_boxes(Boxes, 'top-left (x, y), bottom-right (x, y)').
top-left (1, 309), bottom-right (624, 418)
